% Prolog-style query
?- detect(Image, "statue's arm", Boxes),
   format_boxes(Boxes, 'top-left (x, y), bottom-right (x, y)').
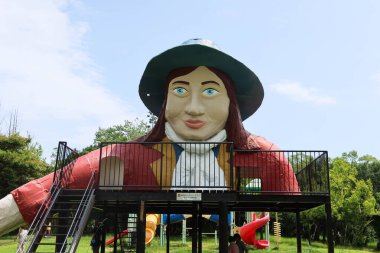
top-left (0, 149), bottom-right (102, 235)
top-left (0, 194), bottom-right (25, 236)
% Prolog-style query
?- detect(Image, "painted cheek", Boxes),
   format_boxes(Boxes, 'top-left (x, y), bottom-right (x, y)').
top-left (165, 99), bottom-right (185, 122)
top-left (212, 99), bottom-right (229, 124)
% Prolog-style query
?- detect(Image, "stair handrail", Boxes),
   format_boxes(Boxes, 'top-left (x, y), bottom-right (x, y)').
top-left (20, 142), bottom-right (78, 253)
top-left (60, 171), bottom-right (97, 253)
top-left (69, 190), bottom-right (96, 253)
top-left (18, 185), bottom-right (61, 253)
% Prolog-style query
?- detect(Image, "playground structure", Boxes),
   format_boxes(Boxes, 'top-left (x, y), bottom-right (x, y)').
top-left (4, 39), bottom-right (334, 253)
top-left (16, 141), bottom-right (333, 253)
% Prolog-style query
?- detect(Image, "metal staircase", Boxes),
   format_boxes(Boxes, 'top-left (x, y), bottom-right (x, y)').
top-left (18, 142), bottom-right (96, 253)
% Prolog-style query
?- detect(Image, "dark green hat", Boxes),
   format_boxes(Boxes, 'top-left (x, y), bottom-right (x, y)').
top-left (138, 39), bottom-right (264, 121)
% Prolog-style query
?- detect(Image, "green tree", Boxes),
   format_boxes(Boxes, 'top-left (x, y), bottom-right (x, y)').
top-left (301, 205), bottom-right (326, 244)
top-left (357, 155), bottom-right (380, 202)
top-left (329, 154), bottom-right (377, 246)
top-left (356, 155), bottom-right (380, 248)
top-left (0, 134), bottom-right (47, 197)
top-left (299, 152), bottom-right (378, 247)
top-left (78, 116), bottom-right (154, 156)
top-left (93, 118), bottom-right (151, 145)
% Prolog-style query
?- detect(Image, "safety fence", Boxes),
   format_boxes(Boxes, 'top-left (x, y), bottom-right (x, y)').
top-left (97, 142), bottom-right (330, 195)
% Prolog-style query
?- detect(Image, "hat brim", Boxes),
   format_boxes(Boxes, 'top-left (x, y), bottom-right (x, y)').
top-left (139, 44), bottom-right (264, 121)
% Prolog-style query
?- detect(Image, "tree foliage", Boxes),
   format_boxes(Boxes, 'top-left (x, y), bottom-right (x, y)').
top-left (78, 116), bottom-right (155, 156)
top-left (0, 134), bottom-right (47, 198)
top-left (93, 118), bottom-right (151, 145)
top-left (298, 151), bottom-right (378, 247)
top-left (356, 155), bottom-right (380, 248)
top-left (330, 154), bottom-right (377, 246)
top-left (357, 155), bottom-right (380, 202)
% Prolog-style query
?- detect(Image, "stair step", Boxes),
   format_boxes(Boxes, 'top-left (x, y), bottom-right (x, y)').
top-left (51, 224), bottom-right (75, 227)
top-left (51, 208), bottom-right (79, 211)
top-left (46, 233), bottom-right (73, 236)
top-left (60, 190), bottom-right (86, 195)
top-left (30, 252), bottom-right (60, 253)
top-left (55, 202), bottom-right (84, 205)
top-left (48, 216), bottom-right (75, 219)
top-left (54, 200), bottom-right (82, 204)
top-left (26, 187), bottom-right (95, 253)
top-left (36, 242), bottom-right (72, 245)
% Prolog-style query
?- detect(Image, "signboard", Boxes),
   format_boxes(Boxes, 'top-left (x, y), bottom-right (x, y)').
top-left (176, 192), bottom-right (202, 201)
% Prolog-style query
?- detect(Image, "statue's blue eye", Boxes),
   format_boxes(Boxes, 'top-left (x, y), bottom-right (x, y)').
top-left (173, 87), bottom-right (188, 95)
top-left (203, 88), bottom-right (219, 96)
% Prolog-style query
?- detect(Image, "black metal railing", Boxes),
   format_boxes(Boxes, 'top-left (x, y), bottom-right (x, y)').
top-left (236, 150), bottom-right (329, 195)
top-left (98, 142), bottom-right (330, 196)
top-left (20, 142), bottom-right (80, 253)
top-left (294, 151), bottom-right (330, 194)
top-left (98, 142), bottom-right (234, 191)
top-left (53, 142), bottom-right (79, 188)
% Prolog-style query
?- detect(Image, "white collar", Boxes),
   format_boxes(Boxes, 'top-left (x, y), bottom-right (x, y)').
top-left (165, 122), bottom-right (227, 154)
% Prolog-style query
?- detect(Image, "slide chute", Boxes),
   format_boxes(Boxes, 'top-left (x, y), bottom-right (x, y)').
top-left (105, 214), bottom-right (160, 245)
top-left (240, 212), bottom-right (270, 249)
top-left (145, 214), bottom-right (160, 244)
top-left (105, 229), bottom-right (128, 245)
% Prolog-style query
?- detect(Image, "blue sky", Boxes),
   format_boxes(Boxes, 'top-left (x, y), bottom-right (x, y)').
top-left (1, 0), bottom-right (379, 160)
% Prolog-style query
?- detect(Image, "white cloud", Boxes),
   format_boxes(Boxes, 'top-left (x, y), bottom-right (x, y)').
top-left (269, 82), bottom-right (337, 105)
top-left (0, 0), bottom-right (136, 157)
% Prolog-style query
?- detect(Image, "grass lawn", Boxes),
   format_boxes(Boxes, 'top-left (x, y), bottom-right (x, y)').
top-left (0, 234), bottom-right (377, 252)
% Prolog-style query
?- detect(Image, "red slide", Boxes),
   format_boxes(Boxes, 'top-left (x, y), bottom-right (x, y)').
top-left (240, 212), bottom-right (270, 249)
top-left (105, 229), bottom-right (128, 245)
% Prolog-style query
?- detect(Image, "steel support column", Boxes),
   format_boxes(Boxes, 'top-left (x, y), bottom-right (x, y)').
top-left (198, 202), bottom-right (203, 253)
top-left (55, 207), bottom-right (69, 253)
top-left (219, 201), bottom-right (228, 253)
top-left (325, 202), bottom-right (334, 253)
top-left (192, 202), bottom-right (199, 253)
top-left (296, 211), bottom-right (302, 253)
top-left (113, 206), bottom-right (118, 253)
top-left (101, 207), bottom-right (106, 253)
top-left (166, 207), bottom-right (171, 253)
top-left (137, 200), bottom-right (146, 253)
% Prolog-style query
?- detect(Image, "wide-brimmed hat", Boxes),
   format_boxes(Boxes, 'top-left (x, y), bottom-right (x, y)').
top-left (138, 38), bottom-right (264, 121)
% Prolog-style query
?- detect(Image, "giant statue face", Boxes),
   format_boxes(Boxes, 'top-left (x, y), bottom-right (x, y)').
top-left (165, 66), bottom-right (230, 140)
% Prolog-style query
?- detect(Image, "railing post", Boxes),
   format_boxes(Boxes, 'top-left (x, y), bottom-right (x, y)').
top-left (59, 142), bottom-right (68, 187)
top-left (229, 144), bottom-right (233, 190)
top-left (326, 151), bottom-right (331, 195)
top-left (52, 142), bottom-right (63, 185)
top-left (98, 143), bottom-right (103, 188)
top-left (160, 143), bottom-right (163, 190)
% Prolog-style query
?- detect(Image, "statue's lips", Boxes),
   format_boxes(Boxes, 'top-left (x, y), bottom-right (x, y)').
top-left (185, 119), bottom-right (206, 129)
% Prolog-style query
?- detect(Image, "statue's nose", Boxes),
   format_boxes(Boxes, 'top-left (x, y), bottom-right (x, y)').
top-left (185, 94), bottom-right (205, 116)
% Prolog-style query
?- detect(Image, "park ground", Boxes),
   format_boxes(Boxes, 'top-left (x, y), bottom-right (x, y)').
top-left (0, 234), bottom-right (378, 253)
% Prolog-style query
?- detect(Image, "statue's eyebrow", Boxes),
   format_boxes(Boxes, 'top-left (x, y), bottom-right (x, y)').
top-left (171, 80), bottom-right (189, 85)
top-left (201, 80), bottom-right (220, 86)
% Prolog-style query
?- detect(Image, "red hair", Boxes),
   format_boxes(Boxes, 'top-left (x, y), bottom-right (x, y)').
top-left (139, 67), bottom-right (251, 148)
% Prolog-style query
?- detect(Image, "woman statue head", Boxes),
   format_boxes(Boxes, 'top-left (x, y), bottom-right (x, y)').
top-left (138, 39), bottom-right (264, 148)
